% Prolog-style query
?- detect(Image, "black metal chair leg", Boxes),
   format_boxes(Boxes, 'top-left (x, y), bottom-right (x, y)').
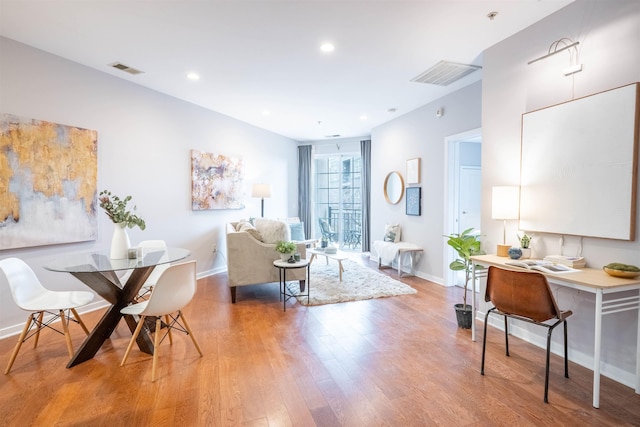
top-left (564, 320), bottom-right (569, 378)
top-left (481, 310), bottom-right (491, 375)
top-left (544, 329), bottom-right (553, 403)
top-left (504, 315), bottom-right (510, 357)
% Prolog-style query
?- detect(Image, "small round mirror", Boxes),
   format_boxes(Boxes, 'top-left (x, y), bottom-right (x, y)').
top-left (384, 171), bottom-right (404, 204)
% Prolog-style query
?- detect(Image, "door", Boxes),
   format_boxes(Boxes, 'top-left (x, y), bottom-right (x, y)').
top-left (459, 167), bottom-right (481, 233)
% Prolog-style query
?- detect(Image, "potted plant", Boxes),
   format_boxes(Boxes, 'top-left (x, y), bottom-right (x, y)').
top-left (444, 228), bottom-right (484, 329)
top-left (99, 190), bottom-right (146, 259)
top-left (516, 232), bottom-right (533, 259)
top-left (275, 240), bottom-right (296, 261)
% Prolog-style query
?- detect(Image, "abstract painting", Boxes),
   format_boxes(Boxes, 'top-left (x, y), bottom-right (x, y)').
top-left (0, 114), bottom-right (98, 249)
top-left (191, 149), bottom-right (245, 210)
top-left (406, 187), bottom-right (421, 216)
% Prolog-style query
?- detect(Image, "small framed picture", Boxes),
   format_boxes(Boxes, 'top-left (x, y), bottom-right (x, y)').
top-left (406, 187), bottom-right (421, 216)
top-left (407, 158), bottom-right (421, 185)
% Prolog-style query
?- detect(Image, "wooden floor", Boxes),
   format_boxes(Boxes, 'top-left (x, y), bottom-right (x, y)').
top-left (1, 254), bottom-right (639, 426)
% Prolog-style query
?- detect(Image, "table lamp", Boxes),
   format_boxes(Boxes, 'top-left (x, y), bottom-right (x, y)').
top-left (491, 186), bottom-right (519, 257)
top-left (252, 183), bottom-right (271, 218)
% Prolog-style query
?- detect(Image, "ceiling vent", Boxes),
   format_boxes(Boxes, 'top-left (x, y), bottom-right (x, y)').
top-left (109, 62), bottom-right (144, 75)
top-left (411, 61), bottom-right (481, 86)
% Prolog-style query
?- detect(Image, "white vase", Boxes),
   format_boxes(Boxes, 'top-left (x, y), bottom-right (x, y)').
top-left (521, 248), bottom-right (532, 259)
top-left (110, 223), bottom-right (131, 259)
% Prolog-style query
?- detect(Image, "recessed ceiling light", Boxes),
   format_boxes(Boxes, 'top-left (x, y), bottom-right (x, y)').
top-left (187, 72), bottom-right (200, 80)
top-left (262, 110), bottom-right (270, 116)
top-left (320, 43), bottom-right (335, 53)
top-left (360, 115), bottom-right (368, 120)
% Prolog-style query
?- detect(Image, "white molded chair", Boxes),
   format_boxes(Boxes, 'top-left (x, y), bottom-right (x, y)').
top-left (120, 260), bottom-right (202, 381)
top-left (0, 257), bottom-right (94, 374)
top-left (121, 240), bottom-right (169, 300)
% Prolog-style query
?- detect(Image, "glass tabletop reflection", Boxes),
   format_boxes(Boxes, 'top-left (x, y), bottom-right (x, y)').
top-left (43, 248), bottom-right (190, 273)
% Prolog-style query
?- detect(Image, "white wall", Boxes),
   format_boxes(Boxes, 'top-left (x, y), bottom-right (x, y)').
top-left (0, 36), bottom-right (300, 336)
top-left (371, 82), bottom-right (482, 283)
top-left (482, 1), bottom-right (640, 387)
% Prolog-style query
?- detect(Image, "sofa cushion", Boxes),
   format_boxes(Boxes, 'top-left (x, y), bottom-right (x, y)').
top-left (289, 222), bottom-right (305, 241)
top-left (254, 218), bottom-right (291, 244)
top-left (236, 219), bottom-right (263, 241)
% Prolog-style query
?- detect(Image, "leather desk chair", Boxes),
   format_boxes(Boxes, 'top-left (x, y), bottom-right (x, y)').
top-left (481, 266), bottom-right (573, 403)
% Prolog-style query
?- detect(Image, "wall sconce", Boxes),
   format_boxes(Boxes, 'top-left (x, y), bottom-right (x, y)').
top-left (252, 183), bottom-right (271, 218)
top-left (492, 186), bottom-right (519, 257)
top-left (528, 37), bottom-right (582, 76)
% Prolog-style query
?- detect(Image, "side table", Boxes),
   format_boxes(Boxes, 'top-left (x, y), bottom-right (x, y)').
top-left (273, 259), bottom-right (310, 311)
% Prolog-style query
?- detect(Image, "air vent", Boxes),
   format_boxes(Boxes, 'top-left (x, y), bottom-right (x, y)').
top-left (411, 61), bottom-right (481, 86)
top-left (109, 62), bottom-right (144, 75)
top-left (324, 134), bottom-right (341, 138)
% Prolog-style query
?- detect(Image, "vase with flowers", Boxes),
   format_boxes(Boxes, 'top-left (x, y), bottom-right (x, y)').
top-left (99, 190), bottom-right (146, 259)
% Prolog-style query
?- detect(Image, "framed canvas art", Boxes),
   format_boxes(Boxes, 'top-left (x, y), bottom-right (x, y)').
top-left (0, 114), bottom-right (98, 250)
top-left (191, 149), bottom-right (245, 210)
top-left (406, 187), bottom-right (421, 216)
top-left (407, 158), bottom-right (421, 185)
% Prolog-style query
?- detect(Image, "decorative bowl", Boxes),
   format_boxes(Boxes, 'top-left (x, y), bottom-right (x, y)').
top-left (508, 247), bottom-right (522, 260)
top-left (603, 267), bottom-right (640, 278)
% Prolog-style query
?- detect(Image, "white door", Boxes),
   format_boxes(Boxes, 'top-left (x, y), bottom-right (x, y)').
top-left (459, 167), bottom-right (481, 233)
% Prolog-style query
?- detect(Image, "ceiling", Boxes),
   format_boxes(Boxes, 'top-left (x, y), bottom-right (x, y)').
top-left (0, 1), bottom-right (573, 142)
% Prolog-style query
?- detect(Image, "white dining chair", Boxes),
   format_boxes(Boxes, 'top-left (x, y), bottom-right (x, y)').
top-left (120, 260), bottom-right (202, 381)
top-left (0, 257), bottom-right (94, 374)
top-left (120, 240), bottom-right (169, 300)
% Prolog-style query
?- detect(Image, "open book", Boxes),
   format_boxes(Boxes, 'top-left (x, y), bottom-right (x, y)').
top-left (504, 259), bottom-right (580, 274)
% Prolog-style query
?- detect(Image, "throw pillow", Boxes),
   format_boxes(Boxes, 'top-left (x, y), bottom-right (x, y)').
top-left (384, 224), bottom-right (401, 243)
top-left (236, 220), bottom-right (263, 241)
top-left (289, 222), bottom-right (305, 241)
top-left (255, 218), bottom-right (291, 244)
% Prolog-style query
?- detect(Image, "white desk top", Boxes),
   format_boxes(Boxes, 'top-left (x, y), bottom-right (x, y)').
top-left (471, 254), bottom-right (640, 291)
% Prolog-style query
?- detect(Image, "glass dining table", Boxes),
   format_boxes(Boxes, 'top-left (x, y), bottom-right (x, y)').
top-left (44, 247), bottom-right (190, 368)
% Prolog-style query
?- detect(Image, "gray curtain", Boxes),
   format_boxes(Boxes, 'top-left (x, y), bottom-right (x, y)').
top-left (298, 145), bottom-right (312, 240)
top-left (360, 139), bottom-right (371, 252)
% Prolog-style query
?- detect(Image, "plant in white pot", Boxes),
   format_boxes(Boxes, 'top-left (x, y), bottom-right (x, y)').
top-left (99, 190), bottom-right (146, 259)
top-left (517, 232), bottom-right (533, 258)
top-left (275, 240), bottom-right (296, 261)
top-left (444, 228), bottom-right (484, 329)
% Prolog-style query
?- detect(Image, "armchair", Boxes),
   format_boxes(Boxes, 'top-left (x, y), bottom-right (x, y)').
top-left (226, 222), bottom-right (307, 303)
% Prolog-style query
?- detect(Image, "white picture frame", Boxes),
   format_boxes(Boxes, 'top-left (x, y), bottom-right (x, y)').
top-left (406, 158), bottom-right (421, 185)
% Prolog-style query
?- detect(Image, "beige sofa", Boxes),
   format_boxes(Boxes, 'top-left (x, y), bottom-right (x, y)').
top-left (226, 222), bottom-right (307, 303)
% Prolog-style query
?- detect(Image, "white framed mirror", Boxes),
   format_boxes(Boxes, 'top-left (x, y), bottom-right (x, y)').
top-left (384, 171), bottom-right (404, 204)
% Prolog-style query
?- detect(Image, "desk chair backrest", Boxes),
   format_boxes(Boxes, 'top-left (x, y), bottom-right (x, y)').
top-left (1, 257), bottom-right (49, 310)
top-left (485, 266), bottom-right (562, 322)
top-left (141, 260), bottom-right (197, 317)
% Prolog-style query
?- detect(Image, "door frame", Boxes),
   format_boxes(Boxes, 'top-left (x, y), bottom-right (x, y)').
top-left (444, 128), bottom-right (481, 287)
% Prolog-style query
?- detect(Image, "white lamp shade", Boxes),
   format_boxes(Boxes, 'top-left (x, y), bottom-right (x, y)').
top-left (252, 183), bottom-right (271, 198)
top-left (491, 186), bottom-right (519, 220)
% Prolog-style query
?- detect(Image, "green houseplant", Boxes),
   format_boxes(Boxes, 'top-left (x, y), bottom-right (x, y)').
top-left (445, 227), bottom-right (484, 329)
top-left (275, 241), bottom-right (296, 261)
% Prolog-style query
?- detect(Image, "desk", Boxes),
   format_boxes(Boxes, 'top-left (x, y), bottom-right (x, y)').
top-left (273, 259), bottom-right (310, 311)
top-left (470, 254), bottom-right (640, 408)
top-left (44, 247), bottom-right (190, 367)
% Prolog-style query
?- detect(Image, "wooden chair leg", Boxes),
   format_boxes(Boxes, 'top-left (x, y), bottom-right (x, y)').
top-left (179, 311), bottom-right (203, 357)
top-left (121, 315), bottom-right (146, 366)
top-left (152, 317), bottom-right (162, 382)
top-left (60, 310), bottom-right (74, 358)
top-left (165, 315), bottom-right (173, 345)
top-left (5, 314), bottom-right (34, 375)
top-left (71, 308), bottom-right (90, 336)
top-left (33, 312), bottom-right (44, 349)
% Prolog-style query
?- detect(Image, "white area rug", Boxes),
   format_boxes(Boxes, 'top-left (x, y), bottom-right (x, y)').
top-left (287, 258), bottom-right (417, 306)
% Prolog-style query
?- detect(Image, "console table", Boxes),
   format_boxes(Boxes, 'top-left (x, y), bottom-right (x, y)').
top-left (470, 254), bottom-right (640, 408)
